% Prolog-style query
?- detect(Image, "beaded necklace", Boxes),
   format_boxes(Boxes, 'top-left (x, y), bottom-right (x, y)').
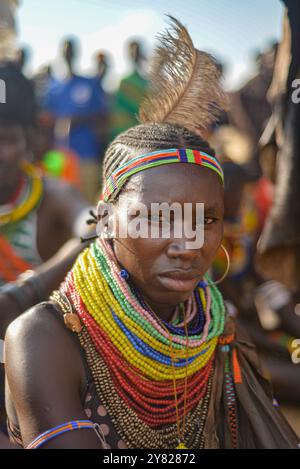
top-left (54, 238), bottom-right (226, 448)
top-left (0, 235), bottom-right (33, 283)
top-left (0, 162), bottom-right (43, 283)
top-left (0, 161), bottom-right (43, 227)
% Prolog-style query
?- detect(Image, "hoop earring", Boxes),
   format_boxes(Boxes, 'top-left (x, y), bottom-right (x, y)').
top-left (208, 244), bottom-right (231, 286)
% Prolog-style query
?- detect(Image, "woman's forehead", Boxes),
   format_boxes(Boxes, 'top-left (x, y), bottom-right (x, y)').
top-left (123, 164), bottom-right (224, 208)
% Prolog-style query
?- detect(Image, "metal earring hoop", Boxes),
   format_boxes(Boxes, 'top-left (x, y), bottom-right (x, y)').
top-left (208, 244), bottom-right (231, 286)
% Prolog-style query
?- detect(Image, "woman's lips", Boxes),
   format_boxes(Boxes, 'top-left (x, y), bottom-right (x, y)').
top-left (158, 271), bottom-right (201, 292)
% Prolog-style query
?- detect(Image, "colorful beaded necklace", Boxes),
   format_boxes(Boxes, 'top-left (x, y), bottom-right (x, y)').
top-left (0, 162), bottom-right (43, 283)
top-left (0, 235), bottom-right (33, 283)
top-left (54, 237), bottom-right (226, 448)
top-left (0, 161), bottom-right (43, 227)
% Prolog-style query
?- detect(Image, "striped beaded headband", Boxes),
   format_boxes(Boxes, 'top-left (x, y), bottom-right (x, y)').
top-left (102, 148), bottom-right (224, 202)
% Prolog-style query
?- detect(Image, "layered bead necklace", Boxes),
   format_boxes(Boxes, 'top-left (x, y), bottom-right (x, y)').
top-left (0, 162), bottom-right (43, 283)
top-left (0, 161), bottom-right (43, 228)
top-left (55, 238), bottom-right (226, 448)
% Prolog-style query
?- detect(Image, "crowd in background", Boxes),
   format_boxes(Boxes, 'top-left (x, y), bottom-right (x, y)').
top-left (18, 36), bottom-right (149, 203)
top-left (0, 0), bottom-right (300, 448)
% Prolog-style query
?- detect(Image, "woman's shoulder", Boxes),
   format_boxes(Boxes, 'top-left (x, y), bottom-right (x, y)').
top-left (5, 301), bottom-right (84, 384)
top-left (6, 301), bottom-right (68, 346)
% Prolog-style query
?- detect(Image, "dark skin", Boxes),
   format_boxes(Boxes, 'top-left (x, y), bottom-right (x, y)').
top-left (0, 239), bottom-right (90, 340)
top-left (0, 125), bottom-right (88, 260)
top-left (0, 239), bottom-right (91, 446)
top-left (113, 164), bottom-right (224, 320)
top-left (5, 163), bottom-right (224, 448)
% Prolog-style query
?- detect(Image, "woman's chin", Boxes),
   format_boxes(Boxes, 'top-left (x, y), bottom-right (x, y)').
top-left (150, 290), bottom-right (195, 308)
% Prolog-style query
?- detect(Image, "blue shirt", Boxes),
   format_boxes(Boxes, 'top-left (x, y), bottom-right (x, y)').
top-left (44, 75), bottom-right (107, 160)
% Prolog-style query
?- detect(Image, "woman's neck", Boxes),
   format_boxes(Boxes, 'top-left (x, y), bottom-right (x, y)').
top-left (140, 294), bottom-right (177, 323)
top-left (109, 239), bottom-right (178, 323)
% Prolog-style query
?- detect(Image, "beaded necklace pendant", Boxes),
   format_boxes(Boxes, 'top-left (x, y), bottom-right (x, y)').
top-left (176, 442), bottom-right (188, 449)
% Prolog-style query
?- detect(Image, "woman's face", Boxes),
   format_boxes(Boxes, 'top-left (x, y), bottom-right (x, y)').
top-left (112, 163), bottom-right (224, 314)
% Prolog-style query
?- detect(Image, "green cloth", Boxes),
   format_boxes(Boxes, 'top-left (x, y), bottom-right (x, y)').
top-left (110, 71), bottom-right (148, 140)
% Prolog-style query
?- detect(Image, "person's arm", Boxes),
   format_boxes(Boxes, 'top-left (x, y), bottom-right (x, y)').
top-left (43, 178), bottom-right (92, 237)
top-left (0, 239), bottom-right (89, 340)
top-left (5, 303), bottom-right (103, 449)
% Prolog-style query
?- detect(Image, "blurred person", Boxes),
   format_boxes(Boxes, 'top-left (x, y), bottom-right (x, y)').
top-left (214, 160), bottom-right (300, 410)
top-left (211, 127), bottom-right (300, 420)
top-left (251, 3), bottom-right (300, 422)
top-left (0, 63), bottom-right (88, 286)
top-left (93, 50), bottom-right (111, 164)
top-left (0, 62), bottom-right (94, 438)
top-left (4, 19), bottom-right (298, 450)
top-left (230, 42), bottom-right (277, 144)
top-left (34, 64), bottom-right (53, 106)
top-left (16, 46), bottom-right (29, 72)
top-left (33, 112), bottom-right (81, 190)
top-left (95, 50), bottom-right (110, 84)
top-left (44, 37), bottom-right (107, 203)
top-left (110, 39), bottom-right (148, 140)
top-left (210, 129), bottom-right (263, 313)
top-left (229, 42), bottom-right (278, 176)
top-left (257, 0), bottom-right (300, 291)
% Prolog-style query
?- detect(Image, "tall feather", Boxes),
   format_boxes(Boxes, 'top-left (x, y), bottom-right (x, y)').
top-left (139, 16), bottom-right (228, 136)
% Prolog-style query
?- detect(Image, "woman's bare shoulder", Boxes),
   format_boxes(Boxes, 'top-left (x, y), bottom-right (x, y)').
top-left (5, 301), bottom-right (84, 395)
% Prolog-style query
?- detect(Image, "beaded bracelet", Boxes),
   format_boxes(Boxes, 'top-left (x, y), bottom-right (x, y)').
top-left (26, 420), bottom-right (97, 449)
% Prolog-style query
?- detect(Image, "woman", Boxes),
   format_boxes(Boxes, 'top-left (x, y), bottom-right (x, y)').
top-left (5, 18), bottom-right (299, 449)
top-left (0, 61), bottom-right (89, 441)
top-left (0, 63), bottom-right (89, 287)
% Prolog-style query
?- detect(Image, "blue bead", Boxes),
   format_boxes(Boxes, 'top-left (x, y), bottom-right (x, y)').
top-left (221, 345), bottom-right (230, 353)
top-left (120, 269), bottom-right (129, 280)
top-left (198, 280), bottom-right (207, 289)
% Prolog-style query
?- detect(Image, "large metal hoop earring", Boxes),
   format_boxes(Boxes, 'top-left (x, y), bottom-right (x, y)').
top-left (208, 244), bottom-right (231, 286)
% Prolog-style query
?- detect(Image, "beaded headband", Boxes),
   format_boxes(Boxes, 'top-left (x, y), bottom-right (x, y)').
top-left (102, 148), bottom-right (224, 202)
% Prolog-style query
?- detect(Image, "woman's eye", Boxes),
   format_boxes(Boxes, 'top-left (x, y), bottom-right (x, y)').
top-left (204, 217), bottom-right (216, 225)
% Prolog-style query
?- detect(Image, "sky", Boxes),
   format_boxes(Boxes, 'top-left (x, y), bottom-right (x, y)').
top-left (17, 0), bottom-right (284, 90)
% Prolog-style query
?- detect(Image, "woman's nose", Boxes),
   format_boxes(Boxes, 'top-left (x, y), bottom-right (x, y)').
top-left (166, 237), bottom-right (201, 262)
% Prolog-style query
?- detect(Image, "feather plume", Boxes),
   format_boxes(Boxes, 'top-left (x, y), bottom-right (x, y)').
top-left (139, 16), bottom-right (228, 136)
